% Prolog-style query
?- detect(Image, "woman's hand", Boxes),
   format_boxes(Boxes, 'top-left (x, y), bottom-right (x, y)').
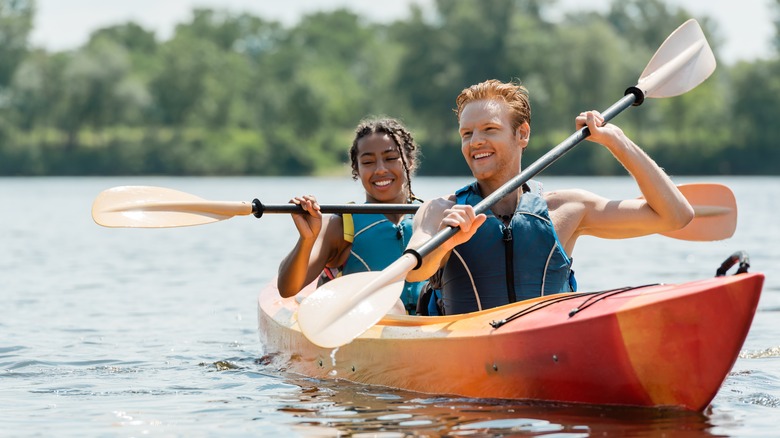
top-left (289, 195), bottom-right (322, 240)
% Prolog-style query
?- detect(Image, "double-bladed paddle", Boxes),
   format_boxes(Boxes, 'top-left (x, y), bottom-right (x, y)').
top-left (296, 19), bottom-right (718, 348)
top-left (91, 185), bottom-right (418, 228)
top-left (91, 183), bottom-right (736, 242)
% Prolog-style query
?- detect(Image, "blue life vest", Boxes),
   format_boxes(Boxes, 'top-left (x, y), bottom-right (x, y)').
top-left (341, 209), bottom-right (425, 314)
top-left (440, 181), bottom-right (576, 315)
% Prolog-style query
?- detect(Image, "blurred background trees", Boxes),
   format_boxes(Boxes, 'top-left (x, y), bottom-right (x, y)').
top-left (0, 0), bottom-right (777, 176)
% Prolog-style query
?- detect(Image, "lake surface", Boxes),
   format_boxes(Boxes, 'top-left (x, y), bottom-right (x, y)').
top-left (2, 176), bottom-right (778, 437)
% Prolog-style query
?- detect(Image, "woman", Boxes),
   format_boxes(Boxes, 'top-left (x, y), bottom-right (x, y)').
top-left (276, 117), bottom-right (424, 314)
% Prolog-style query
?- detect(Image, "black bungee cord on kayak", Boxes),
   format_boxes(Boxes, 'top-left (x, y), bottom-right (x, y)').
top-left (489, 284), bottom-right (659, 329)
top-left (566, 284), bottom-right (660, 317)
top-left (492, 251), bottom-right (755, 329)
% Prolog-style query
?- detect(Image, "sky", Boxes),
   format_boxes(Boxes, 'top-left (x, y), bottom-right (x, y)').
top-left (31, 0), bottom-right (775, 65)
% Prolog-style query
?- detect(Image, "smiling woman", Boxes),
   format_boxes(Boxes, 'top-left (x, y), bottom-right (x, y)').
top-left (275, 117), bottom-right (427, 314)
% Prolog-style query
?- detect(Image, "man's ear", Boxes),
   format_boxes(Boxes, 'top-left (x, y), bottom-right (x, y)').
top-left (516, 122), bottom-right (530, 150)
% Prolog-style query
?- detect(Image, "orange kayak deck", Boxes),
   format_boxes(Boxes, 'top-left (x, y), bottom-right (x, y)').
top-left (257, 273), bottom-right (764, 411)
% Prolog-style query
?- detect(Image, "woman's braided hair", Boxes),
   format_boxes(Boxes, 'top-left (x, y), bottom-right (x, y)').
top-left (349, 117), bottom-right (422, 203)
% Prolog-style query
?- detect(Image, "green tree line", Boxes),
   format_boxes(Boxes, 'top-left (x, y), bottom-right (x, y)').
top-left (0, 0), bottom-right (778, 176)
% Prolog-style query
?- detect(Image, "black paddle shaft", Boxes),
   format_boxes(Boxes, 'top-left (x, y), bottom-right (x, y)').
top-left (404, 88), bottom-right (643, 269)
top-left (251, 200), bottom-right (418, 218)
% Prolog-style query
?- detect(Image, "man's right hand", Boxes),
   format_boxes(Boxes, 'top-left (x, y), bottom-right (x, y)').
top-left (440, 204), bottom-right (487, 250)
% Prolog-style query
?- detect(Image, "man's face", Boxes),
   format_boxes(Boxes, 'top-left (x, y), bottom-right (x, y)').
top-left (459, 99), bottom-right (528, 187)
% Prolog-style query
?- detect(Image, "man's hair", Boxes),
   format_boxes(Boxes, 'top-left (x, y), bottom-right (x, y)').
top-left (454, 79), bottom-right (531, 131)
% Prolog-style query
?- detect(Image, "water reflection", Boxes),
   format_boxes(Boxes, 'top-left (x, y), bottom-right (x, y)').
top-left (267, 371), bottom-right (720, 437)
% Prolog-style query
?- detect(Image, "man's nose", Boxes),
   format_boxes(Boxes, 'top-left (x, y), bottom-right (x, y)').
top-left (470, 131), bottom-right (485, 146)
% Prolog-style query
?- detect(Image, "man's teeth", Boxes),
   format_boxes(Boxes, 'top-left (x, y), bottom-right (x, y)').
top-left (474, 152), bottom-right (492, 159)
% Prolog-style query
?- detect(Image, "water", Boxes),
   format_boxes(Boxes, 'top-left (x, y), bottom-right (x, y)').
top-left (2, 176), bottom-right (778, 437)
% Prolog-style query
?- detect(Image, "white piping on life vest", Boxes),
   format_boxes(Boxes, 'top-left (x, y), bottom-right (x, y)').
top-left (354, 219), bottom-right (387, 238)
top-left (350, 251), bottom-right (371, 271)
top-left (541, 244), bottom-right (556, 296)
top-left (452, 249), bottom-right (482, 311)
top-left (350, 218), bottom-right (389, 271)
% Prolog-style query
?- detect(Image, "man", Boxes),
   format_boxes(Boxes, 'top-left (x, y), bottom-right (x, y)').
top-left (406, 79), bottom-right (694, 315)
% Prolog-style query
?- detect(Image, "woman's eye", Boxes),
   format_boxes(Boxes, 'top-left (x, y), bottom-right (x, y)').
top-left (361, 161), bottom-right (374, 166)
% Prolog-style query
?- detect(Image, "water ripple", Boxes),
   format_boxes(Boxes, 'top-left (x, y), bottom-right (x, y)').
top-left (740, 347), bottom-right (780, 359)
top-left (742, 393), bottom-right (780, 408)
top-left (0, 345), bottom-right (26, 355)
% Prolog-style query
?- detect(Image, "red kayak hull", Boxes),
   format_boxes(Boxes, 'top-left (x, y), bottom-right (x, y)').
top-left (257, 273), bottom-right (763, 410)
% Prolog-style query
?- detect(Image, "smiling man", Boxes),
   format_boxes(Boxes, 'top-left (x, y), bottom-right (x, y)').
top-left (406, 79), bottom-right (694, 315)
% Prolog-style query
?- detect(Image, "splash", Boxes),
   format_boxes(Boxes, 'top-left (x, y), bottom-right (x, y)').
top-left (739, 346), bottom-right (780, 359)
top-left (330, 347), bottom-right (340, 366)
top-left (328, 347), bottom-right (340, 376)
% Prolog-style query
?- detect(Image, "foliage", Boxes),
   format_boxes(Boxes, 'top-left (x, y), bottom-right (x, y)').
top-left (0, 0), bottom-right (778, 176)
top-left (0, 0), bottom-right (34, 87)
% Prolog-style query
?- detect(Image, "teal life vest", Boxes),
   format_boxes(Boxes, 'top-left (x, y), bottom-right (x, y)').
top-left (440, 181), bottom-right (576, 315)
top-left (340, 209), bottom-right (425, 314)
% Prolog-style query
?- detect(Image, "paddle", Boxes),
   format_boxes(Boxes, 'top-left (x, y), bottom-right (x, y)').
top-left (91, 185), bottom-right (418, 228)
top-left (91, 183), bottom-right (736, 241)
top-left (297, 19), bottom-right (717, 348)
top-left (660, 183), bottom-right (736, 241)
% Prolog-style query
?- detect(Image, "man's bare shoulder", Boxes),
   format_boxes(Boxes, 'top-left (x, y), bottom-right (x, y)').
top-left (543, 188), bottom-right (601, 250)
top-left (543, 188), bottom-right (596, 210)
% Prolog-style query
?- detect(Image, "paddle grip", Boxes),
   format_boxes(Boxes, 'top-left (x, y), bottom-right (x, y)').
top-left (625, 86), bottom-right (645, 106)
top-left (403, 249), bottom-right (423, 270)
top-left (252, 199), bottom-right (265, 218)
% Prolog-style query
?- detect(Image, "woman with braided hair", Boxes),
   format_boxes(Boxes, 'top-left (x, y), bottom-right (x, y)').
top-left (277, 117), bottom-right (425, 314)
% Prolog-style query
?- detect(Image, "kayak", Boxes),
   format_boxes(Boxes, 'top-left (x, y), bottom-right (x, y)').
top-left (257, 271), bottom-right (764, 411)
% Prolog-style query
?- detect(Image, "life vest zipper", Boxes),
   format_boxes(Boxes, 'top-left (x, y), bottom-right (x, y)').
top-left (502, 225), bottom-right (516, 303)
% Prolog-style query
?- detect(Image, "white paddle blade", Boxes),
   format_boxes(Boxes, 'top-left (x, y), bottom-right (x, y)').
top-left (638, 19), bottom-right (716, 98)
top-left (298, 254), bottom-right (418, 348)
top-left (92, 186), bottom-right (252, 228)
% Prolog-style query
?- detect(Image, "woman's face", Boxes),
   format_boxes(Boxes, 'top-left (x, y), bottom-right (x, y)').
top-left (355, 133), bottom-right (408, 204)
